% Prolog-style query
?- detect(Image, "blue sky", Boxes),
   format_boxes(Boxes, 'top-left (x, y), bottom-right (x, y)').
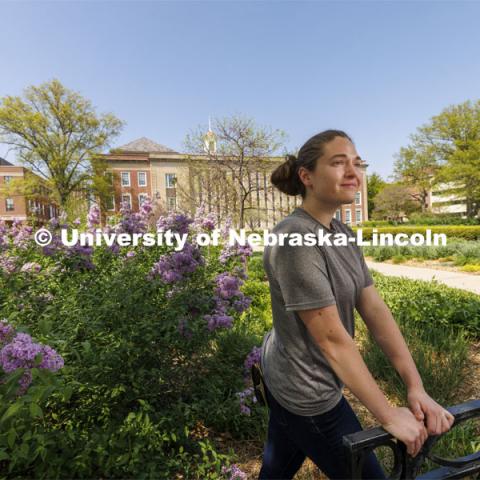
top-left (1, 0), bottom-right (479, 180)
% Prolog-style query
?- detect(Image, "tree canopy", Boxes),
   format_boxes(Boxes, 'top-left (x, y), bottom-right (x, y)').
top-left (183, 114), bottom-right (288, 228)
top-left (394, 99), bottom-right (480, 218)
top-left (0, 79), bottom-right (124, 213)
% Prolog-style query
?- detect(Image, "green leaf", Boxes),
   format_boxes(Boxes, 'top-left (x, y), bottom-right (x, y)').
top-left (29, 403), bottom-right (43, 418)
top-left (0, 403), bottom-right (22, 425)
top-left (7, 430), bottom-right (16, 449)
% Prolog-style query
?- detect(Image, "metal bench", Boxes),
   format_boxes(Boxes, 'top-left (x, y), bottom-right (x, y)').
top-left (343, 398), bottom-right (480, 479)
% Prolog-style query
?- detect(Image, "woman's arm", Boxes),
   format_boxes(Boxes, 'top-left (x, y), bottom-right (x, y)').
top-left (356, 284), bottom-right (455, 435)
top-left (355, 284), bottom-right (423, 391)
top-left (297, 304), bottom-right (428, 457)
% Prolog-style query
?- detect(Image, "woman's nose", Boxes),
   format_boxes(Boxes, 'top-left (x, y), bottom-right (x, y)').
top-left (345, 161), bottom-right (361, 179)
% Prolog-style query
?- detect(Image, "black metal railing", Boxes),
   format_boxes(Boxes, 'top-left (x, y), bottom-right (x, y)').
top-left (342, 398), bottom-right (480, 479)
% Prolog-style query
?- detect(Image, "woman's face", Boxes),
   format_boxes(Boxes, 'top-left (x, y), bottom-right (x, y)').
top-left (299, 136), bottom-right (364, 206)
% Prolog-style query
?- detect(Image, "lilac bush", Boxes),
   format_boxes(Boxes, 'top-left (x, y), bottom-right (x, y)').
top-left (0, 201), bottom-right (263, 476)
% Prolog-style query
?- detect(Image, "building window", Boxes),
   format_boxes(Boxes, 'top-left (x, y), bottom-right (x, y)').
top-left (335, 209), bottom-right (341, 221)
top-left (121, 193), bottom-right (132, 209)
top-left (106, 195), bottom-right (115, 211)
top-left (165, 173), bottom-right (176, 188)
top-left (355, 191), bottom-right (361, 205)
top-left (5, 198), bottom-right (14, 211)
top-left (345, 209), bottom-right (351, 224)
top-left (138, 171), bottom-right (147, 187)
top-left (121, 172), bottom-right (131, 187)
top-left (4, 176), bottom-right (12, 184)
top-left (139, 193), bottom-right (148, 207)
top-left (167, 197), bottom-right (176, 211)
top-left (356, 209), bottom-right (362, 223)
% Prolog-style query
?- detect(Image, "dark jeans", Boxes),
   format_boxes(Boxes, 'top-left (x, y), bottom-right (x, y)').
top-left (258, 383), bottom-right (387, 480)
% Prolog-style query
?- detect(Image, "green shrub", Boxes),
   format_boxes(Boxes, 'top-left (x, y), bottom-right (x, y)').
top-left (358, 271), bottom-right (478, 406)
top-left (354, 225), bottom-right (480, 241)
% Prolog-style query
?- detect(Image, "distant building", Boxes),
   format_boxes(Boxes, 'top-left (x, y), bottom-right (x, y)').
top-left (0, 158), bottom-right (60, 224)
top-left (427, 181), bottom-right (468, 216)
top-left (101, 137), bottom-right (370, 229)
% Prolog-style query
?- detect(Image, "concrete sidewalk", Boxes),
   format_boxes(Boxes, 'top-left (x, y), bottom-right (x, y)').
top-left (365, 260), bottom-right (480, 295)
top-left (252, 245), bottom-right (479, 295)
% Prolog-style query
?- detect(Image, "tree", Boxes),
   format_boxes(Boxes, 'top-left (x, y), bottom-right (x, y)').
top-left (393, 144), bottom-right (439, 212)
top-left (366, 172), bottom-right (386, 218)
top-left (394, 99), bottom-right (480, 218)
top-left (0, 79), bottom-right (124, 213)
top-left (182, 114), bottom-right (287, 228)
top-left (372, 183), bottom-right (420, 222)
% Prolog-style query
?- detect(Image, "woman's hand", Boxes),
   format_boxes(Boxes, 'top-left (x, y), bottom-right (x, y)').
top-left (407, 387), bottom-right (455, 436)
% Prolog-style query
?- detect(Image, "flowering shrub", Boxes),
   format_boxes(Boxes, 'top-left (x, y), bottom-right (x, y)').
top-left (0, 199), bottom-right (265, 478)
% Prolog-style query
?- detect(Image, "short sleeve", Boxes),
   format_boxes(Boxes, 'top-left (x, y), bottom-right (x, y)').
top-left (271, 241), bottom-right (336, 312)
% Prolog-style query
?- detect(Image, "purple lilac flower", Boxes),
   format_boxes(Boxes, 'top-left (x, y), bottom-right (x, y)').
top-left (37, 292), bottom-right (54, 303)
top-left (232, 296), bottom-right (252, 313)
top-left (220, 217), bottom-right (233, 240)
top-left (0, 254), bottom-right (17, 275)
top-left (0, 220), bottom-right (9, 250)
top-left (10, 221), bottom-right (33, 249)
top-left (192, 203), bottom-right (217, 232)
top-left (156, 212), bottom-right (193, 236)
top-left (244, 346), bottom-right (262, 375)
top-left (204, 312), bottom-right (234, 331)
top-left (0, 331), bottom-right (64, 395)
top-left (215, 272), bottom-right (242, 299)
top-left (139, 196), bottom-right (153, 221)
top-left (87, 204), bottom-right (101, 231)
top-left (220, 244), bottom-right (253, 264)
top-left (126, 250), bottom-right (136, 259)
top-left (20, 262), bottom-right (42, 273)
top-left (221, 464), bottom-right (248, 480)
top-left (73, 217), bottom-right (81, 226)
top-left (107, 243), bottom-right (121, 255)
top-left (114, 200), bottom-right (153, 235)
top-left (232, 265), bottom-right (248, 280)
top-left (48, 217), bottom-right (59, 229)
top-left (149, 242), bottom-right (204, 283)
top-left (235, 386), bottom-right (257, 416)
top-left (42, 232), bottom-right (63, 256)
top-left (202, 270), bottom-right (252, 332)
top-left (0, 320), bottom-right (14, 345)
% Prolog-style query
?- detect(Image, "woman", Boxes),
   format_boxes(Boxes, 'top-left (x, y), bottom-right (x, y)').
top-left (258, 130), bottom-right (455, 479)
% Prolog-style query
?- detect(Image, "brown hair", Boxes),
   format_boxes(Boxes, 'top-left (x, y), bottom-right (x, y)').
top-left (271, 129), bottom-right (354, 198)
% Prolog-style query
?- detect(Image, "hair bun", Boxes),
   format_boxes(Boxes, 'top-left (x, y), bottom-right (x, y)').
top-left (270, 154), bottom-right (302, 196)
top-left (286, 154), bottom-right (297, 166)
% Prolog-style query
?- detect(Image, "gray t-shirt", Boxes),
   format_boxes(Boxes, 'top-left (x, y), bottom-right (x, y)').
top-left (260, 206), bottom-right (374, 416)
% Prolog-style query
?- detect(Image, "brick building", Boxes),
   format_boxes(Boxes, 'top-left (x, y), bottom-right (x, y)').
top-left (101, 137), bottom-right (369, 228)
top-left (0, 158), bottom-right (59, 224)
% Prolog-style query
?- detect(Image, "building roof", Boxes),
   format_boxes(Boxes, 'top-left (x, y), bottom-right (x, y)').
top-left (0, 157), bottom-right (14, 166)
top-left (115, 137), bottom-right (177, 154)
